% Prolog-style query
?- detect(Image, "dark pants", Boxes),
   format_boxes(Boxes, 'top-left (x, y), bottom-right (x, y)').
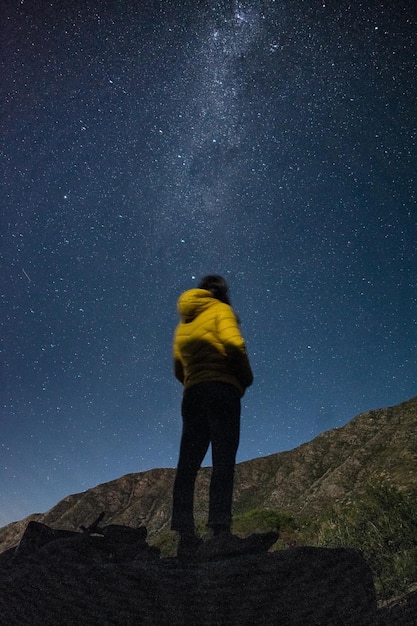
top-left (171, 382), bottom-right (241, 533)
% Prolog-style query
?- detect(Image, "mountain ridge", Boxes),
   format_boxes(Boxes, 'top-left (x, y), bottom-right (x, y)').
top-left (1, 395), bottom-right (416, 553)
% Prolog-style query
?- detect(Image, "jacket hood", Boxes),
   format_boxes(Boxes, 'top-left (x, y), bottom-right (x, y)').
top-left (177, 288), bottom-right (217, 323)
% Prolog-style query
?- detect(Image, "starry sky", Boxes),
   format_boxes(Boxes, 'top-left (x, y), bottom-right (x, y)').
top-left (1, 0), bottom-right (416, 527)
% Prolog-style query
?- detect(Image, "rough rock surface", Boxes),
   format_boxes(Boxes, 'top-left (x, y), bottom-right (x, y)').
top-left (0, 521), bottom-right (382, 625)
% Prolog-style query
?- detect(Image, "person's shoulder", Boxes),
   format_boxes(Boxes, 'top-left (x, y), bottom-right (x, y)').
top-left (212, 299), bottom-right (231, 310)
top-left (213, 301), bottom-right (237, 318)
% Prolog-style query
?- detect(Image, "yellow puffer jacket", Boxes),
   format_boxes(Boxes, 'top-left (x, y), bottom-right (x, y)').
top-left (173, 288), bottom-right (253, 396)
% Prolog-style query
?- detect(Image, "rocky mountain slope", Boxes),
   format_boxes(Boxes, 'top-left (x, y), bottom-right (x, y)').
top-left (1, 395), bottom-right (416, 553)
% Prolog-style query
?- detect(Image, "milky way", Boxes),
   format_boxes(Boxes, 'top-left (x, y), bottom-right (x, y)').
top-left (1, 0), bottom-right (416, 526)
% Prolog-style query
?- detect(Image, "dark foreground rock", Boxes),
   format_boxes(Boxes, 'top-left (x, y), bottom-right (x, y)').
top-left (0, 522), bottom-right (380, 625)
top-left (377, 589), bottom-right (417, 626)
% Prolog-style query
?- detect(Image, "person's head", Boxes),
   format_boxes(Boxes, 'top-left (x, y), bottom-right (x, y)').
top-left (198, 275), bottom-right (230, 305)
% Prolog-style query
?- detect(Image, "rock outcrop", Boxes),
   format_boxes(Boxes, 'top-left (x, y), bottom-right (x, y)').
top-left (0, 521), bottom-right (379, 625)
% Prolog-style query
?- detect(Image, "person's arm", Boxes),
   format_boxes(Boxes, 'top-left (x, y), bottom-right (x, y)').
top-left (217, 307), bottom-right (254, 388)
top-left (173, 335), bottom-right (185, 384)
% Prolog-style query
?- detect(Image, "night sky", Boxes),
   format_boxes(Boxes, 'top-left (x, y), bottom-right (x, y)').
top-left (1, 0), bottom-right (416, 527)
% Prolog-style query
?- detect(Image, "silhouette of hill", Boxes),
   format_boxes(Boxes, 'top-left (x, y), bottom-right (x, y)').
top-left (1, 395), bottom-right (416, 554)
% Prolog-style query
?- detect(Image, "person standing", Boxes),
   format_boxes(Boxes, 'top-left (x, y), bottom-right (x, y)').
top-left (171, 275), bottom-right (254, 560)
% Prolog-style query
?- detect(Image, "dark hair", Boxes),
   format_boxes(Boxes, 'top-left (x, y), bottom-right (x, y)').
top-left (198, 274), bottom-right (231, 305)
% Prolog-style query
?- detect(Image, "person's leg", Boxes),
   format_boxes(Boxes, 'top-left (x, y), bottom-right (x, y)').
top-left (206, 383), bottom-right (241, 532)
top-left (171, 386), bottom-right (210, 534)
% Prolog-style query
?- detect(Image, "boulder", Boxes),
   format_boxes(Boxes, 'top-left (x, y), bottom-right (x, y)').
top-left (12, 518), bottom-right (157, 565)
top-left (0, 522), bottom-right (377, 625)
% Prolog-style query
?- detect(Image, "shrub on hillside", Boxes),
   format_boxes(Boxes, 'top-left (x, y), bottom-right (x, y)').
top-left (317, 482), bottom-right (417, 600)
top-left (233, 508), bottom-right (296, 538)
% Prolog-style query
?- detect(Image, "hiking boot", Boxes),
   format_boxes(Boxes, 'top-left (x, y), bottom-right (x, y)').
top-left (197, 531), bottom-right (279, 562)
top-left (176, 533), bottom-right (203, 563)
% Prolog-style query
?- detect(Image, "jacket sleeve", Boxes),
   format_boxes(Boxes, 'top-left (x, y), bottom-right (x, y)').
top-left (173, 333), bottom-right (185, 384)
top-left (216, 306), bottom-right (254, 389)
